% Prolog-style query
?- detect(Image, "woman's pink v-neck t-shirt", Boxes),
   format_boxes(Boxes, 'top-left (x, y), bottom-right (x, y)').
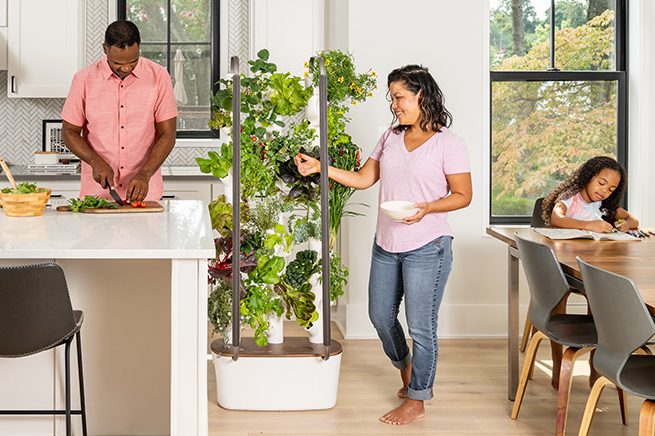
top-left (368, 127), bottom-right (471, 253)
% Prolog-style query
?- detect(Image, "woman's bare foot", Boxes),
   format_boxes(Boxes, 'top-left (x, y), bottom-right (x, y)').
top-left (397, 364), bottom-right (412, 398)
top-left (379, 399), bottom-right (425, 425)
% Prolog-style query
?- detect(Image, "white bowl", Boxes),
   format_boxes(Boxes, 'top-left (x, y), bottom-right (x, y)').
top-left (380, 201), bottom-right (418, 222)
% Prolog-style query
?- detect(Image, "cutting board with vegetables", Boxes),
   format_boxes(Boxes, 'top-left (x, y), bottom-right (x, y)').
top-left (57, 201), bottom-right (164, 214)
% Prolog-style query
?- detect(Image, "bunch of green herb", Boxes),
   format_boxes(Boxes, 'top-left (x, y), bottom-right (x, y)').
top-left (1, 182), bottom-right (47, 194)
top-left (239, 281), bottom-right (285, 347)
top-left (67, 195), bottom-right (118, 212)
top-left (277, 249), bottom-right (321, 328)
top-left (208, 281), bottom-right (233, 337)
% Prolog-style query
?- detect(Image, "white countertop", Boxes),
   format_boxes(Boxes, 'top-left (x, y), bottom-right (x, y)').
top-left (0, 200), bottom-right (215, 259)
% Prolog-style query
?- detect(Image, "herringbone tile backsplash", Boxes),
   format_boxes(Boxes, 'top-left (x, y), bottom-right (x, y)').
top-left (0, 0), bottom-right (249, 167)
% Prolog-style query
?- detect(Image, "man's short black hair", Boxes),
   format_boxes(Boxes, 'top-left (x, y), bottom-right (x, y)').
top-left (105, 20), bottom-right (141, 49)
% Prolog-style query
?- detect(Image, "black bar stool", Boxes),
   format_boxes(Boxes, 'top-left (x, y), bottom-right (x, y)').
top-left (0, 263), bottom-right (87, 436)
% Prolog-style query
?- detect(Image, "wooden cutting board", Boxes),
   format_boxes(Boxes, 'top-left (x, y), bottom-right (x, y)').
top-left (56, 201), bottom-right (164, 214)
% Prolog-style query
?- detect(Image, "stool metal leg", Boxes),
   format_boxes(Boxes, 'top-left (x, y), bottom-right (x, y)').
top-left (65, 338), bottom-right (72, 436)
top-left (76, 331), bottom-right (88, 436)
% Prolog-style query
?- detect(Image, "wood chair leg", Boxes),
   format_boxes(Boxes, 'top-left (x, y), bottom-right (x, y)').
top-left (588, 349), bottom-right (601, 389)
top-left (618, 387), bottom-right (628, 426)
top-left (549, 298), bottom-right (568, 391)
top-left (511, 330), bottom-right (547, 420)
top-left (639, 400), bottom-right (655, 436)
top-left (527, 327), bottom-right (539, 379)
top-left (578, 376), bottom-right (612, 436)
top-left (551, 342), bottom-right (564, 390)
top-left (520, 303), bottom-right (532, 353)
top-left (556, 346), bottom-right (591, 436)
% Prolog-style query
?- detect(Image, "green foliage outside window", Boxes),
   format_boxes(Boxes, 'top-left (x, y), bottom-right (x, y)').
top-left (491, 5), bottom-right (619, 217)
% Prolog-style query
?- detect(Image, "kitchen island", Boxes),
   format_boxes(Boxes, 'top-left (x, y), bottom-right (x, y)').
top-left (0, 200), bottom-right (214, 436)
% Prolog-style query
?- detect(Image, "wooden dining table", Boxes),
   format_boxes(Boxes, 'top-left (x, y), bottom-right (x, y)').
top-left (486, 226), bottom-right (655, 401)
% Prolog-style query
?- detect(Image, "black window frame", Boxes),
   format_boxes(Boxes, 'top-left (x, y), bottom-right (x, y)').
top-left (489, 0), bottom-right (628, 225)
top-left (118, 0), bottom-right (220, 139)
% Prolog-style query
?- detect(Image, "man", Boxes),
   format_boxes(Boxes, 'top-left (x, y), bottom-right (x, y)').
top-left (62, 20), bottom-right (177, 202)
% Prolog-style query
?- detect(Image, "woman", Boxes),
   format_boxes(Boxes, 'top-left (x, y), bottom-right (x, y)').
top-left (295, 65), bottom-right (472, 425)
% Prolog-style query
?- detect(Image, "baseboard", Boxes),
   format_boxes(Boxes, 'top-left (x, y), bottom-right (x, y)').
top-left (340, 301), bottom-right (588, 340)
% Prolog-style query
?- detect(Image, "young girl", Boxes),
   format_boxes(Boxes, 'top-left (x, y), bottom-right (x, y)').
top-left (542, 156), bottom-right (639, 233)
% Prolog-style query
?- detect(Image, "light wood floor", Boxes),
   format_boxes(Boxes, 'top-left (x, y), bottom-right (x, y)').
top-left (208, 324), bottom-right (641, 435)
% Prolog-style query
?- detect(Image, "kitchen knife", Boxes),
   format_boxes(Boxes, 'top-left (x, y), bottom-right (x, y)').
top-left (108, 186), bottom-right (124, 206)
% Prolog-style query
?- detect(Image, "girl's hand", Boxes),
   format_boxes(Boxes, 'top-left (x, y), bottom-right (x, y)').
top-left (586, 219), bottom-right (614, 233)
top-left (614, 218), bottom-right (628, 232)
top-left (294, 152), bottom-right (320, 176)
top-left (403, 202), bottom-right (430, 225)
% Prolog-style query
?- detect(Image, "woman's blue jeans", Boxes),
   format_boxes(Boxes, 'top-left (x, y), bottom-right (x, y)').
top-left (368, 236), bottom-right (453, 401)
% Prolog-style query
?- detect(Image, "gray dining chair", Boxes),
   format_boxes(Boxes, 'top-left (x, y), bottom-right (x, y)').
top-left (513, 235), bottom-right (626, 436)
top-left (520, 197), bottom-right (548, 353)
top-left (577, 258), bottom-right (655, 436)
top-left (0, 263), bottom-right (87, 436)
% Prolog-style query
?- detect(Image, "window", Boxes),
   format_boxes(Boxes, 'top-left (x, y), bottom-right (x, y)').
top-left (118, 0), bottom-right (219, 138)
top-left (490, 0), bottom-right (627, 223)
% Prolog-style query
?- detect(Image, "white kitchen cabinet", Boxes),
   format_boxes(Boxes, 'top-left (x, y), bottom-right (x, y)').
top-left (1, 179), bottom-right (219, 203)
top-left (0, 28), bottom-right (7, 71)
top-left (163, 180), bottom-right (213, 201)
top-left (7, 0), bottom-right (83, 98)
top-left (0, 0), bottom-right (6, 26)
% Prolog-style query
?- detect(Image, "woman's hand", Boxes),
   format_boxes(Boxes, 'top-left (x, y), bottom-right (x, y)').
top-left (403, 202), bottom-right (430, 225)
top-left (293, 153), bottom-right (320, 176)
top-left (586, 219), bottom-right (614, 233)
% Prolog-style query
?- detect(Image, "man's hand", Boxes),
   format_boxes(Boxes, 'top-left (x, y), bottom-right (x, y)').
top-left (126, 171), bottom-right (150, 202)
top-left (91, 158), bottom-right (115, 189)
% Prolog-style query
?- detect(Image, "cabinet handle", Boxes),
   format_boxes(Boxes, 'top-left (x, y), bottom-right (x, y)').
top-left (161, 195), bottom-right (176, 199)
top-left (10, 76), bottom-right (15, 93)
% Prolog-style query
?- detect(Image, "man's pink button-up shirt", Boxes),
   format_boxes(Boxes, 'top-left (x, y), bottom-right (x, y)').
top-left (62, 56), bottom-right (178, 201)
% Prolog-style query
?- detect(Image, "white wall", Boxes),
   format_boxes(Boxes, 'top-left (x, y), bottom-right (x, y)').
top-left (331, 0), bottom-right (514, 339)
top-left (250, 0), bottom-right (325, 76)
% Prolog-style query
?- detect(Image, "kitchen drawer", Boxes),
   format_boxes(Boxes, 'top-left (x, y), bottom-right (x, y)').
top-left (162, 180), bottom-right (212, 202)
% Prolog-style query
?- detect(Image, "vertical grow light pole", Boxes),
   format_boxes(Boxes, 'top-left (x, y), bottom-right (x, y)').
top-left (317, 57), bottom-right (331, 361)
top-left (230, 55), bottom-right (241, 361)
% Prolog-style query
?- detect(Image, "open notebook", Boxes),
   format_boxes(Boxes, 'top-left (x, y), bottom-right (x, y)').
top-left (533, 228), bottom-right (640, 241)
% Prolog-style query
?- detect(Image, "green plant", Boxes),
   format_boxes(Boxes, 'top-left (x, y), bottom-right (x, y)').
top-left (202, 49), bottom-right (375, 346)
top-left (276, 250), bottom-right (320, 328)
top-left (208, 281), bottom-right (232, 337)
top-left (67, 195), bottom-right (118, 212)
top-left (1, 182), bottom-right (48, 194)
top-left (305, 50), bottom-right (376, 246)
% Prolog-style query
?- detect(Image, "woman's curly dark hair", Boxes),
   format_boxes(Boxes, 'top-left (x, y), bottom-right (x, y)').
top-left (542, 156), bottom-right (626, 226)
top-left (387, 65), bottom-right (452, 133)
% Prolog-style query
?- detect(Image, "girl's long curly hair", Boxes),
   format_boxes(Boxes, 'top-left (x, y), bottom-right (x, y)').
top-left (542, 156), bottom-right (626, 226)
top-left (387, 65), bottom-right (452, 133)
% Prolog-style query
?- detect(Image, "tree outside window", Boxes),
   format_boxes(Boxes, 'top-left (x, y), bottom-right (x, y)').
top-left (119, 0), bottom-right (219, 138)
top-left (490, 0), bottom-right (626, 222)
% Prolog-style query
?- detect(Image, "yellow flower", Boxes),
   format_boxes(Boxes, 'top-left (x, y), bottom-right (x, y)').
top-left (352, 101), bottom-right (357, 106)
top-left (349, 82), bottom-right (356, 90)
top-left (304, 71), bottom-right (309, 77)
top-left (303, 61), bottom-right (308, 68)
top-left (371, 71), bottom-right (376, 77)
top-left (325, 59), bottom-right (331, 66)
top-left (337, 76), bottom-right (344, 83)
top-left (368, 92), bottom-right (373, 97)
